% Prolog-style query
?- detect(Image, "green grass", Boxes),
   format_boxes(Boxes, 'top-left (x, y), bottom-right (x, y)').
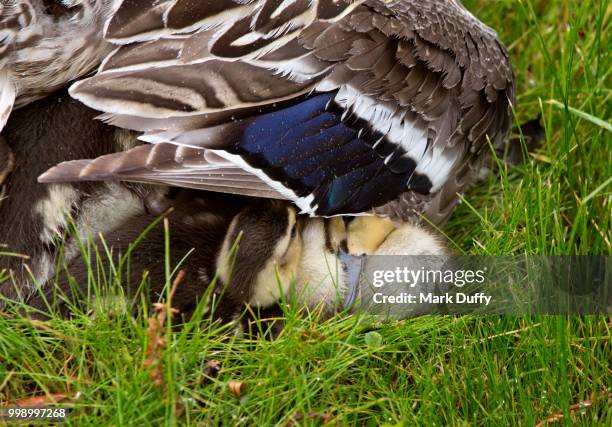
top-left (0, 0), bottom-right (611, 425)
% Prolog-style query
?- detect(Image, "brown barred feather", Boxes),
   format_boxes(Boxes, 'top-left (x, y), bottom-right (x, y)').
top-left (40, 0), bottom-right (514, 224)
top-left (0, 0), bottom-right (115, 131)
top-left (40, 142), bottom-right (285, 199)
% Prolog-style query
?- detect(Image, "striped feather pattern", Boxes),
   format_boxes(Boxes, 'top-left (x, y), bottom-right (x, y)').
top-left (42, 0), bottom-right (514, 222)
top-left (40, 142), bottom-right (285, 199)
top-left (0, 0), bottom-right (114, 132)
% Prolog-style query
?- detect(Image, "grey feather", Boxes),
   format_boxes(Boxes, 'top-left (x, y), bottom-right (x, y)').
top-left (39, 142), bottom-right (287, 200)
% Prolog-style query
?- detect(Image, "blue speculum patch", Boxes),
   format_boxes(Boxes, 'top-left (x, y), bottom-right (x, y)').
top-left (231, 92), bottom-right (432, 215)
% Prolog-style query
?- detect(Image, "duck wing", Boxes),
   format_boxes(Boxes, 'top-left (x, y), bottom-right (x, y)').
top-left (41, 0), bottom-right (514, 220)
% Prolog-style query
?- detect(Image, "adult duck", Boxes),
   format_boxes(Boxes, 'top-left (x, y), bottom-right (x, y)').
top-left (0, 0), bottom-right (114, 131)
top-left (39, 0), bottom-right (515, 224)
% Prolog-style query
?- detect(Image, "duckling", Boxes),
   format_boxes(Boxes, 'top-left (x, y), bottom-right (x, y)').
top-left (38, 0), bottom-right (515, 226)
top-left (25, 193), bottom-right (301, 327)
top-left (294, 216), bottom-right (449, 317)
